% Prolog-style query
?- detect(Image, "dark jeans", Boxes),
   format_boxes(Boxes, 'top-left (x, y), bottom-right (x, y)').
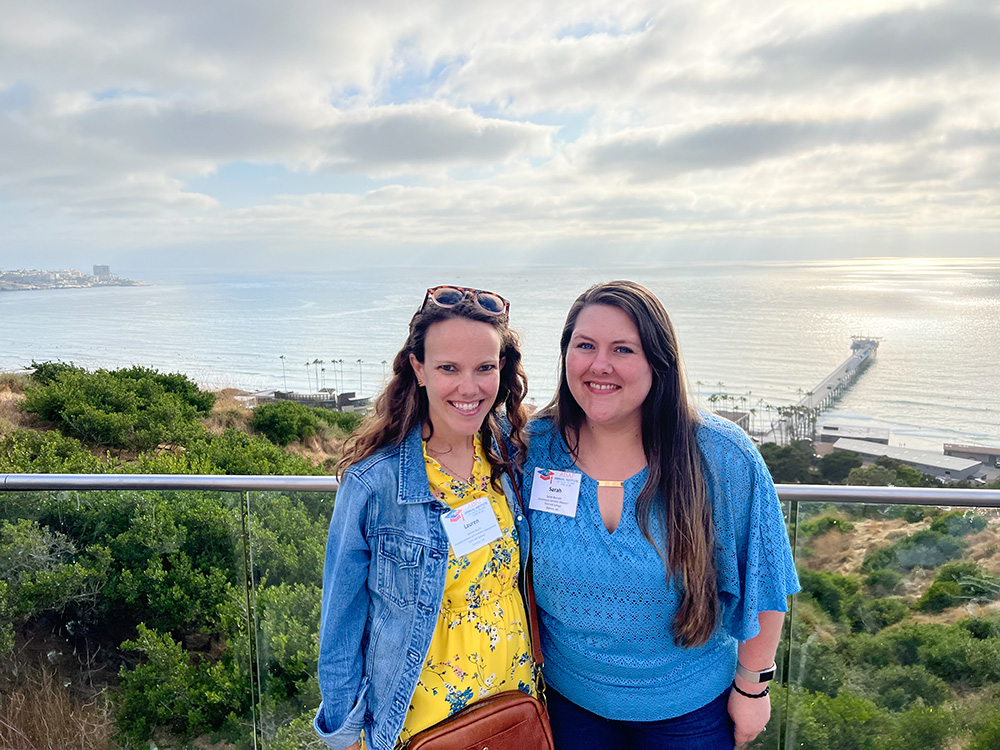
top-left (546, 686), bottom-right (735, 750)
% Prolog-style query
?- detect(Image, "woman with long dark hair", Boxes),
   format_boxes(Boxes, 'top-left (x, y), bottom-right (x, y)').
top-left (314, 286), bottom-right (534, 750)
top-left (524, 280), bottom-right (799, 749)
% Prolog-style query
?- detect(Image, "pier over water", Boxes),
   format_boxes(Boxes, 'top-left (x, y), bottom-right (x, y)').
top-left (759, 336), bottom-right (880, 444)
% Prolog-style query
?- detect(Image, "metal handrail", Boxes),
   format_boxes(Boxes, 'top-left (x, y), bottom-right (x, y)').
top-left (2, 474), bottom-right (999, 506)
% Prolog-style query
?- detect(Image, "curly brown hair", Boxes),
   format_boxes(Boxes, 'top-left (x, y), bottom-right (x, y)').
top-left (338, 295), bottom-right (528, 488)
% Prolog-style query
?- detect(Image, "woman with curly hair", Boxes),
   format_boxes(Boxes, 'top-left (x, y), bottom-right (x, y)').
top-left (315, 286), bottom-right (534, 750)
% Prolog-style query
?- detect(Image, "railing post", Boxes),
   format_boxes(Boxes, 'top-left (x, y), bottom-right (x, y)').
top-left (241, 488), bottom-right (263, 749)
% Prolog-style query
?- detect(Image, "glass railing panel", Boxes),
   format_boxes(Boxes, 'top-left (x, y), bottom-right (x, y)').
top-left (784, 501), bottom-right (1000, 750)
top-left (0, 488), bottom-right (252, 749)
top-left (247, 489), bottom-right (334, 748)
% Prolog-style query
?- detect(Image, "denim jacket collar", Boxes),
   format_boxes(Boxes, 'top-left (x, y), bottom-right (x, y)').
top-left (396, 425), bottom-right (439, 506)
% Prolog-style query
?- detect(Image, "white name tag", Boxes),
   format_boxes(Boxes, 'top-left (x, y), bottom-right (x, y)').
top-left (528, 468), bottom-right (581, 517)
top-left (439, 496), bottom-right (503, 558)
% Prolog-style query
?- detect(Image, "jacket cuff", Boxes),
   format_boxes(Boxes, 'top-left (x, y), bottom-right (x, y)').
top-left (313, 682), bottom-right (368, 750)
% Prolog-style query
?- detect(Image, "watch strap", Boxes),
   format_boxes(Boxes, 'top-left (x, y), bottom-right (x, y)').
top-left (735, 660), bottom-right (776, 683)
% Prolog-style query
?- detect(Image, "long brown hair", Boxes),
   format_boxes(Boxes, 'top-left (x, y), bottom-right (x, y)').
top-left (542, 280), bottom-right (716, 647)
top-left (339, 295), bottom-right (528, 488)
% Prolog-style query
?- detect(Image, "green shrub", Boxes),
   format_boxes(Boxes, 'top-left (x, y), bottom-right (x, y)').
top-left (884, 505), bottom-right (941, 523)
top-left (881, 705), bottom-right (954, 750)
top-left (861, 545), bottom-right (898, 573)
top-left (314, 408), bottom-right (363, 433)
top-left (959, 615), bottom-right (1000, 640)
top-left (819, 451), bottom-right (862, 483)
top-left (848, 596), bottom-right (909, 634)
top-left (864, 568), bottom-right (902, 597)
top-left (968, 712), bottom-right (1000, 750)
top-left (116, 624), bottom-right (250, 744)
top-left (796, 640), bottom-right (847, 696)
top-left (252, 400), bottom-right (325, 445)
top-left (22, 364), bottom-right (213, 451)
top-left (869, 664), bottom-right (949, 711)
top-left (798, 569), bottom-right (861, 622)
top-left (185, 428), bottom-right (323, 475)
top-left (785, 687), bottom-right (890, 750)
top-left (252, 400), bottom-right (362, 446)
top-left (0, 519), bottom-right (109, 623)
top-left (800, 516), bottom-right (855, 538)
top-left (28, 360), bottom-right (83, 385)
top-left (929, 511), bottom-right (988, 537)
top-left (894, 530), bottom-right (964, 570)
top-left (916, 562), bottom-right (1000, 613)
top-left (0, 429), bottom-right (110, 474)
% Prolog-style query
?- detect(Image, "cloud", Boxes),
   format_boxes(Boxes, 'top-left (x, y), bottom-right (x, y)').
top-left (747, 0), bottom-right (1000, 78)
top-left (0, 0), bottom-right (998, 267)
top-left (581, 106), bottom-right (941, 179)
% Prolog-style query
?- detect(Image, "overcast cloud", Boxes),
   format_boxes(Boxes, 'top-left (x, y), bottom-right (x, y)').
top-left (1, 0), bottom-right (998, 271)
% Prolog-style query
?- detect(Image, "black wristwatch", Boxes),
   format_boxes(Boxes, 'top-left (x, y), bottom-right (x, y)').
top-left (735, 661), bottom-right (776, 683)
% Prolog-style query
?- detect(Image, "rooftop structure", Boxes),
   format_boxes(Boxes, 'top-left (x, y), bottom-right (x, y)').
top-left (818, 423), bottom-right (890, 444)
top-left (944, 444), bottom-right (1000, 469)
top-left (833, 437), bottom-right (983, 481)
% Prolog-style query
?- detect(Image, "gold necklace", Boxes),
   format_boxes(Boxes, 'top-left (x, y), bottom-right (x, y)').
top-left (426, 445), bottom-right (474, 483)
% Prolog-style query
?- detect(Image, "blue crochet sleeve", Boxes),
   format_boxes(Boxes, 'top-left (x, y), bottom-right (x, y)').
top-left (700, 415), bottom-right (801, 642)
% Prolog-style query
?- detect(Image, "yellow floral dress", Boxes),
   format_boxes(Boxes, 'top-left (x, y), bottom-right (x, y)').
top-left (396, 435), bottom-right (535, 745)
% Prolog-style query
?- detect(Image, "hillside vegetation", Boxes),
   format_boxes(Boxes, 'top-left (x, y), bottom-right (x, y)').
top-left (2, 365), bottom-right (999, 749)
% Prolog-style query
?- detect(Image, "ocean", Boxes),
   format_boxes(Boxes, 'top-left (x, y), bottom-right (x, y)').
top-left (2, 258), bottom-right (998, 451)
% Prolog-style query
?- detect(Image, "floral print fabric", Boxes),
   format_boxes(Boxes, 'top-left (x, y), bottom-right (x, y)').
top-left (396, 435), bottom-right (535, 744)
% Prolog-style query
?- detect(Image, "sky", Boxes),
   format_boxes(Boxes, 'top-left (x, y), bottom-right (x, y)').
top-left (1, 0), bottom-right (999, 273)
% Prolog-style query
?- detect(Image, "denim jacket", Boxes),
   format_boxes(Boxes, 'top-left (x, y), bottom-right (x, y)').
top-left (314, 424), bottom-right (529, 750)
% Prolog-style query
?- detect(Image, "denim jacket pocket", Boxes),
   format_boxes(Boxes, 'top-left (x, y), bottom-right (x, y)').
top-left (375, 532), bottom-right (424, 607)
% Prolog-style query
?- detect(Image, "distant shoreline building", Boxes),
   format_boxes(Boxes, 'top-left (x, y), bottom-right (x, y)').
top-left (832, 437), bottom-right (983, 482)
top-left (0, 266), bottom-right (141, 291)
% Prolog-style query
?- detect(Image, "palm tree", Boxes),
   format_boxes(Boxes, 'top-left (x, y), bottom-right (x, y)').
top-left (305, 362), bottom-right (312, 391)
top-left (279, 355), bottom-right (287, 391)
top-left (357, 359), bottom-right (363, 393)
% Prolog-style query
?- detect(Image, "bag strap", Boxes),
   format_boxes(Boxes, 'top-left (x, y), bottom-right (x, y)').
top-left (495, 428), bottom-right (544, 669)
top-left (511, 480), bottom-right (544, 669)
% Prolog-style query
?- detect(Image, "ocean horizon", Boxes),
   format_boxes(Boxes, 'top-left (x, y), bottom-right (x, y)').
top-left (3, 257), bottom-right (999, 452)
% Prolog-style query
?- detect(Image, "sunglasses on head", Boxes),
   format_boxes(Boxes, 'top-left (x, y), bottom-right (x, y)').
top-left (421, 285), bottom-right (510, 316)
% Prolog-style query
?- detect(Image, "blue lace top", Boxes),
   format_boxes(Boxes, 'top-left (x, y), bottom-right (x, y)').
top-left (524, 413), bottom-right (800, 720)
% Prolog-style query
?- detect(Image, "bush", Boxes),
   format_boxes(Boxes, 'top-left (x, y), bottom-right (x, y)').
top-left (929, 511), bottom-right (988, 538)
top-left (0, 429), bottom-right (110, 473)
top-left (798, 569), bottom-right (861, 622)
top-left (314, 408), bottom-right (363, 433)
top-left (252, 400), bottom-right (362, 446)
top-left (959, 615), bottom-right (1000, 640)
top-left (864, 568), bottom-right (902, 597)
top-left (116, 624), bottom-right (250, 744)
top-left (848, 596), bottom-right (909, 634)
top-left (0, 519), bottom-right (109, 623)
top-left (915, 562), bottom-right (1000, 613)
top-left (861, 545), bottom-right (898, 573)
top-left (884, 505), bottom-right (940, 523)
top-left (894, 530), bottom-right (964, 570)
top-left (800, 516), bottom-right (855, 538)
top-left (186, 428), bottom-right (323, 475)
top-left (797, 640), bottom-right (847, 696)
top-left (785, 687), bottom-right (890, 750)
top-left (252, 400), bottom-right (326, 446)
top-left (869, 664), bottom-right (949, 711)
top-left (22, 364), bottom-right (214, 451)
top-left (759, 440), bottom-right (814, 483)
top-left (881, 705), bottom-right (954, 750)
top-left (819, 451), bottom-right (862, 484)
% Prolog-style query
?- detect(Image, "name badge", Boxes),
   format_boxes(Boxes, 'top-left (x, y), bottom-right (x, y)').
top-left (529, 468), bottom-right (581, 517)
top-left (439, 496), bottom-right (503, 558)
